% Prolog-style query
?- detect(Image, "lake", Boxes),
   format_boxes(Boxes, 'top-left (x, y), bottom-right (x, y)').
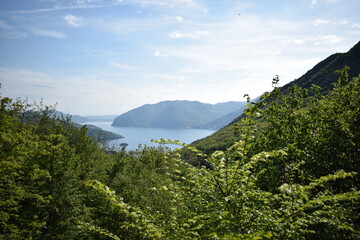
top-left (83, 122), bottom-right (215, 151)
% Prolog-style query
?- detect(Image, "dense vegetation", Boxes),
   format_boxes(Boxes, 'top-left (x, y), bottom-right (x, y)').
top-left (1, 66), bottom-right (359, 239)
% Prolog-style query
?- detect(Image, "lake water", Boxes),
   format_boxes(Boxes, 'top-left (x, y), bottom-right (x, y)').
top-left (83, 122), bottom-right (215, 151)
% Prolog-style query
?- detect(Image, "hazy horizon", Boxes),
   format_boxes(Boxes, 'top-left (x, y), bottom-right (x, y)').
top-left (1, 0), bottom-right (359, 115)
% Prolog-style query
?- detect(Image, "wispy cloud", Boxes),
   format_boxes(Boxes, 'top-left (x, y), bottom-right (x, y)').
top-left (5, 1), bottom-right (118, 14)
top-left (310, 0), bottom-right (338, 5)
top-left (5, 0), bottom-right (204, 15)
top-left (29, 28), bottom-right (67, 39)
top-left (64, 15), bottom-right (83, 27)
top-left (0, 31), bottom-right (28, 39)
top-left (0, 20), bottom-right (26, 38)
top-left (82, 47), bottom-right (122, 56)
top-left (0, 20), bottom-right (14, 30)
top-left (110, 61), bottom-right (138, 70)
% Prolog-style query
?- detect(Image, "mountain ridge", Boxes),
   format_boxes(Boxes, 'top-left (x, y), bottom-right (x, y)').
top-left (112, 100), bottom-right (247, 130)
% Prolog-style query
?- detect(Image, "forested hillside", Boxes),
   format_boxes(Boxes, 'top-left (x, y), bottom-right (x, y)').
top-left (1, 65), bottom-right (359, 239)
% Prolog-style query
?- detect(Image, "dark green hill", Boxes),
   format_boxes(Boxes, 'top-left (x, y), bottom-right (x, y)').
top-left (191, 41), bottom-right (360, 154)
top-left (112, 100), bottom-right (247, 129)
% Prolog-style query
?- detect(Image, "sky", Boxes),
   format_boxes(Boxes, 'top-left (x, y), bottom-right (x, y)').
top-left (0, 0), bottom-right (359, 116)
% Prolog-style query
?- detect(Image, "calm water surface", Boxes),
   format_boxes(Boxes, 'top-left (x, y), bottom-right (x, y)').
top-left (84, 122), bottom-right (215, 151)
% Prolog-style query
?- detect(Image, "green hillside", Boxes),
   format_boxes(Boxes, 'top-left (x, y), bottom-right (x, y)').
top-left (190, 41), bottom-right (360, 155)
top-left (2, 65), bottom-right (359, 239)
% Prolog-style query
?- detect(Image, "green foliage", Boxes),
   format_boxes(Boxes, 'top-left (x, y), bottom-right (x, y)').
top-left (0, 66), bottom-right (359, 239)
top-left (0, 97), bottom-right (50, 239)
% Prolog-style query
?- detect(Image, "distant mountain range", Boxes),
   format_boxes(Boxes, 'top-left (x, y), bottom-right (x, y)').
top-left (111, 100), bottom-right (247, 130)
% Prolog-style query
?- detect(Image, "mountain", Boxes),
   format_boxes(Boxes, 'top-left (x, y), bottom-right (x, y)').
top-left (112, 100), bottom-right (247, 129)
top-left (190, 41), bottom-right (360, 153)
top-left (71, 115), bottom-right (89, 123)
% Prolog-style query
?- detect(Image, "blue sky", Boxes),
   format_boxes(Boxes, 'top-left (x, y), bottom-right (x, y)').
top-left (0, 0), bottom-right (359, 115)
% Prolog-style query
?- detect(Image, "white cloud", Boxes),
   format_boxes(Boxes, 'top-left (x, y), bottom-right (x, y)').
top-left (169, 30), bottom-right (209, 39)
top-left (154, 51), bottom-right (167, 57)
top-left (29, 28), bottom-right (67, 39)
top-left (176, 16), bottom-right (184, 22)
top-left (311, 0), bottom-right (338, 5)
top-left (337, 20), bottom-right (348, 25)
top-left (352, 24), bottom-right (360, 28)
top-left (110, 61), bottom-right (138, 70)
top-left (156, 14), bottom-right (355, 101)
top-left (314, 19), bottom-right (330, 25)
top-left (169, 31), bottom-right (184, 38)
top-left (64, 15), bottom-right (83, 27)
top-left (294, 39), bottom-right (305, 44)
top-left (315, 35), bottom-right (343, 45)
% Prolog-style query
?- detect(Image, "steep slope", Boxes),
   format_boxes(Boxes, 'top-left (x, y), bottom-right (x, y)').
top-left (191, 41), bottom-right (360, 153)
top-left (112, 100), bottom-right (247, 129)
